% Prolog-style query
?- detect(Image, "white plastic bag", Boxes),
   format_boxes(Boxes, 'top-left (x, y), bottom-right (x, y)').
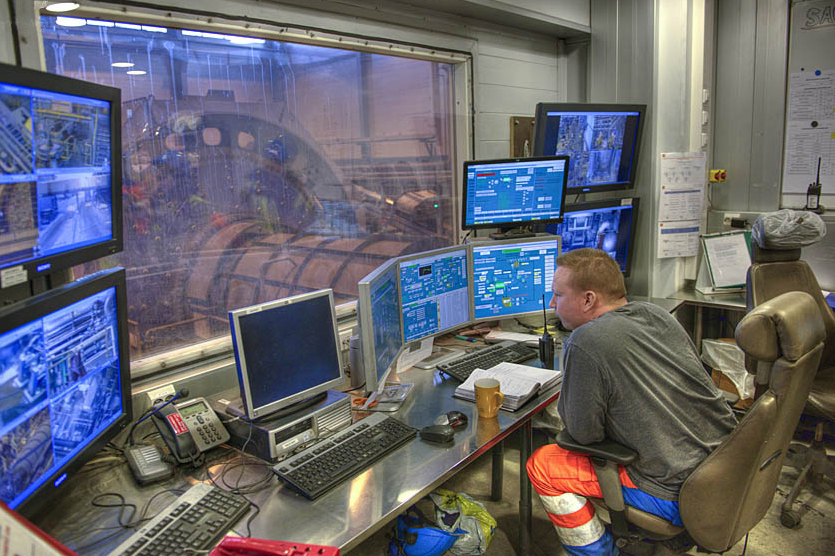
top-left (752, 209), bottom-right (825, 249)
top-left (429, 488), bottom-right (496, 555)
top-left (701, 339), bottom-right (754, 400)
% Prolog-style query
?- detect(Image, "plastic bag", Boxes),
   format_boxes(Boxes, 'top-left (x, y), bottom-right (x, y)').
top-left (751, 209), bottom-right (825, 249)
top-left (429, 488), bottom-right (496, 555)
top-left (701, 339), bottom-right (754, 400)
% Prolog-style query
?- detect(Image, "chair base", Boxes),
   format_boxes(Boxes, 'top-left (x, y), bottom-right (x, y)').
top-left (781, 426), bottom-right (835, 528)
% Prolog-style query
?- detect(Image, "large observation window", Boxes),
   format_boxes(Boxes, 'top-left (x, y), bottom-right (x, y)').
top-left (40, 15), bottom-right (459, 361)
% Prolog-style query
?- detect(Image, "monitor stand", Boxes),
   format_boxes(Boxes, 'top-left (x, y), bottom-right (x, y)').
top-left (412, 345), bottom-right (464, 370)
top-left (489, 227), bottom-right (535, 240)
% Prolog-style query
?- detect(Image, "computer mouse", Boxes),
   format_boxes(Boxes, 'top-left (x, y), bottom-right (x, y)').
top-left (420, 424), bottom-right (455, 444)
top-left (434, 410), bottom-right (468, 429)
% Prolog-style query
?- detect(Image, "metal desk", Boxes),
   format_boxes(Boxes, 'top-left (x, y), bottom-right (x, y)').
top-left (35, 359), bottom-right (560, 556)
top-left (668, 286), bottom-right (747, 349)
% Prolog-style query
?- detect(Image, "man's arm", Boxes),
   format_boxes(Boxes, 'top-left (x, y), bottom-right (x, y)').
top-left (557, 343), bottom-right (609, 445)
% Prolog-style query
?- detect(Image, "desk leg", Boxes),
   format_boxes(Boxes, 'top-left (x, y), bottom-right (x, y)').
top-left (694, 305), bottom-right (703, 354)
top-left (519, 421), bottom-right (533, 556)
top-left (491, 442), bottom-right (503, 501)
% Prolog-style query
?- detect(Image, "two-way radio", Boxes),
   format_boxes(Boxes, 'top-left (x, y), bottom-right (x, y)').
top-left (538, 294), bottom-right (555, 370)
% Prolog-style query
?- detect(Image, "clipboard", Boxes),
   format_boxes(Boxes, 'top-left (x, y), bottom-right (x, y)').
top-left (695, 231), bottom-right (752, 294)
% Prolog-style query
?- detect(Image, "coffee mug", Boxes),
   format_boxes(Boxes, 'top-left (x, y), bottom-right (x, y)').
top-left (474, 378), bottom-right (504, 418)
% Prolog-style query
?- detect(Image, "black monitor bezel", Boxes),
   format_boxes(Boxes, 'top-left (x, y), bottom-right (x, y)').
top-left (532, 103), bottom-right (646, 195)
top-left (461, 155), bottom-right (569, 231)
top-left (0, 267), bottom-right (132, 517)
top-left (559, 197), bottom-right (640, 278)
top-left (0, 62), bottom-right (123, 280)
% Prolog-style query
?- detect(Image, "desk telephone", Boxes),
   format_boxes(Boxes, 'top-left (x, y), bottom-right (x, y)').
top-left (153, 397), bottom-right (230, 464)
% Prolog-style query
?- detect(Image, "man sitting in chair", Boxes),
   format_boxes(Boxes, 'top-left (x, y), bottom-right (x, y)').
top-left (527, 248), bottom-right (737, 556)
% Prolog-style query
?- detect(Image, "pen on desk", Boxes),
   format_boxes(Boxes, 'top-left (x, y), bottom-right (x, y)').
top-left (455, 334), bottom-right (478, 342)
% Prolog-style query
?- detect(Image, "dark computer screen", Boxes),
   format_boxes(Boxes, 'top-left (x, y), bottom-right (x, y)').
top-left (0, 63), bottom-right (121, 279)
top-left (358, 260), bottom-right (402, 393)
top-left (399, 247), bottom-right (470, 343)
top-left (462, 156), bottom-right (568, 230)
top-left (532, 103), bottom-right (645, 194)
top-left (229, 289), bottom-right (345, 419)
top-left (546, 198), bottom-right (640, 277)
top-left (471, 237), bottom-right (560, 321)
top-left (0, 268), bottom-right (130, 516)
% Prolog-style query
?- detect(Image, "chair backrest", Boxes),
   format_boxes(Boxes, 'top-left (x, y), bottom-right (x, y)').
top-left (678, 291), bottom-right (824, 552)
top-left (747, 244), bottom-right (835, 368)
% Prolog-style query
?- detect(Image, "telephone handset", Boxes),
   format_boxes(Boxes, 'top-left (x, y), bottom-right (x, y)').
top-left (209, 537), bottom-right (340, 556)
top-left (153, 397), bottom-right (230, 464)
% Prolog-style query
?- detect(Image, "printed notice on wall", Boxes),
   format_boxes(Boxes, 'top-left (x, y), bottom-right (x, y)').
top-left (657, 221), bottom-right (700, 259)
top-left (782, 69), bottom-right (835, 194)
top-left (659, 152), bottom-right (706, 222)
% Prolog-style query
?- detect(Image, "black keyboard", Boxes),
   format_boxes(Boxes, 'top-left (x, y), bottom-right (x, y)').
top-left (437, 340), bottom-right (536, 382)
top-left (107, 482), bottom-right (250, 556)
top-left (273, 413), bottom-right (416, 499)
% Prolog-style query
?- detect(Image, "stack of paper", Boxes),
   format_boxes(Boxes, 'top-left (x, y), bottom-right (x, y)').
top-left (453, 362), bottom-right (562, 411)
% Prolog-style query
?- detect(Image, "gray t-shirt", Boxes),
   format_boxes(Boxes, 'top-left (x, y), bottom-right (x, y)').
top-left (557, 301), bottom-right (737, 500)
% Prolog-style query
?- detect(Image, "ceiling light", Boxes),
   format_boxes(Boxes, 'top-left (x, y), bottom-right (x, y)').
top-left (55, 17), bottom-right (86, 27)
top-left (45, 3), bottom-right (80, 12)
top-left (111, 62), bottom-right (134, 68)
top-left (126, 70), bottom-right (147, 76)
top-left (228, 36), bottom-right (265, 45)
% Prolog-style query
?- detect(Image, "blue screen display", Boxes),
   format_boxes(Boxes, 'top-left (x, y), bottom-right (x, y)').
top-left (0, 286), bottom-right (123, 509)
top-left (369, 264), bottom-right (401, 382)
top-left (0, 82), bottom-right (112, 268)
top-left (400, 249), bottom-right (469, 342)
top-left (472, 239), bottom-right (559, 320)
top-left (464, 158), bottom-right (567, 227)
top-left (539, 110), bottom-right (641, 191)
top-left (547, 202), bottom-right (636, 273)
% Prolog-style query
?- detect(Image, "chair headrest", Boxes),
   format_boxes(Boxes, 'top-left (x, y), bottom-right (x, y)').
top-left (736, 291), bottom-right (824, 362)
top-left (751, 244), bottom-right (801, 263)
top-left (751, 209), bottom-right (826, 250)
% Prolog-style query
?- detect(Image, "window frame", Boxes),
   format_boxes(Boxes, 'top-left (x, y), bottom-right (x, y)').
top-left (25, 1), bottom-right (474, 377)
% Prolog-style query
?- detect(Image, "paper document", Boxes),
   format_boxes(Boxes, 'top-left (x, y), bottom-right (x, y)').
top-left (659, 153), bottom-right (706, 221)
top-left (453, 362), bottom-right (562, 411)
top-left (657, 221), bottom-right (700, 258)
top-left (703, 233), bottom-right (750, 288)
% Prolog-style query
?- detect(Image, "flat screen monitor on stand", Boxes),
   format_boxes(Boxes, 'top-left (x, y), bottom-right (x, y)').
top-left (227, 289), bottom-right (346, 422)
top-left (0, 268), bottom-right (132, 517)
top-left (461, 156), bottom-right (568, 240)
top-left (545, 197), bottom-right (640, 277)
top-left (469, 235), bottom-right (561, 322)
top-left (398, 246), bottom-right (472, 370)
top-left (357, 258), bottom-right (405, 400)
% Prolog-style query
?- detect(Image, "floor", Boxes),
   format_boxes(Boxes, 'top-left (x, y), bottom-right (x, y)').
top-left (354, 427), bottom-right (835, 556)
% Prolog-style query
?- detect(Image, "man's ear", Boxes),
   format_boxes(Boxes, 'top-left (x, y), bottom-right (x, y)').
top-left (582, 290), bottom-right (597, 312)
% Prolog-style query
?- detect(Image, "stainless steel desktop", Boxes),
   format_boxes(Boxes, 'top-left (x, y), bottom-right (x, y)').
top-left (36, 354), bottom-right (560, 556)
top-left (668, 286), bottom-right (748, 349)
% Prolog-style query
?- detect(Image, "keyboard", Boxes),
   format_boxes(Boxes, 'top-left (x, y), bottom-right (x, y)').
top-left (107, 482), bottom-right (250, 556)
top-left (437, 340), bottom-right (536, 382)
top-left (273, 413), bottom-right (416, 499)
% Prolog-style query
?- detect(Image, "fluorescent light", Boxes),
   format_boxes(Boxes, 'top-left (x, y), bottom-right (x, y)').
top-left (111, 62), bottom-right (134, 68)
top-left (115, 22), bottom-right (142, 30)
top-left (142, 25), bottom-right (167, 33)
top-left (56, 17), bottom-right (86, 27)
top-left (87, 20), bottom-right (115, 27)
top-left (126, 70), bottom-right (147, 75)
top-left (45, 3), bottom-right (80, 12)
top-left (228, 36), bottom-right (265, 45)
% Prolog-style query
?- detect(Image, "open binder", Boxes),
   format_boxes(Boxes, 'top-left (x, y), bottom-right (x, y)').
top-left (695, 231), bottom-right (752, 294)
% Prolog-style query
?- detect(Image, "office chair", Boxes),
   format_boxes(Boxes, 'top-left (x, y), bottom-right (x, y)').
top-left (555, 291), bottom-right (824, 553)
top-left (746, 242), bottom-right (835, 527)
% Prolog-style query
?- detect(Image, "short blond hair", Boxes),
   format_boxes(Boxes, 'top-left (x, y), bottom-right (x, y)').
top-left (556, 248), bottom-right (626, 301)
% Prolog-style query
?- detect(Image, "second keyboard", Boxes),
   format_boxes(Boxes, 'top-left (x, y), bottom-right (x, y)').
top-left (437, 340), bottom-right (536, 382)
top-left (273, 413), bottom-right (416, 499)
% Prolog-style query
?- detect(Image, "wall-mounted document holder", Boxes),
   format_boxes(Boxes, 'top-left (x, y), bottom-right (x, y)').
top-left (695, 231), bottom-right (752, 294)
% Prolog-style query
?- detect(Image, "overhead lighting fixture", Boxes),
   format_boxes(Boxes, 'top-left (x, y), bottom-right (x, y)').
top-left (45, 2), bottom-right (80, 12)
top-left (111, 62), bottom-right (134, 68)
top-left (126, 70), bottom-right (147, 75)
top-left (228, 36), bottom-right (265, 45)
top-left (55, 16), bottom-right (86, 27)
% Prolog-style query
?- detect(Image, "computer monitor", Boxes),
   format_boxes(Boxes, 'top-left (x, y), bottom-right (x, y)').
top-left (398, 246), bottom-right (471, 344)
top-left (0, 267), bottom-right (131, 516)
top-left (357, 258), bottom-right (404, 395)
top-left (229, 289), bottom-right (345, 420)
top-left (532, 103), bottom-right (645, 194)
top-left (0, 62), bottom-right (122, 281)
top-left (461, 156), bottom-right (569, 230)
top-left (470, 236), bottom-right (561, 321)
top-left (546, 197), bottom-right (640, 277)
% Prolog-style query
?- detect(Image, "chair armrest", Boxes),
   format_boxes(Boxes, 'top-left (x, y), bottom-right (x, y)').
top-left (556, 430), bottom-right (638, 465)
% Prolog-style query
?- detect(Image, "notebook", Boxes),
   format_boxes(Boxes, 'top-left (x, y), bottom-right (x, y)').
top-left (453, 362), bottom-right (562, 411)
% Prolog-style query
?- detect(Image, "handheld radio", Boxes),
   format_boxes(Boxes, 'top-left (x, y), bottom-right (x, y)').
top-left (538, 294), bottom-right (555, 370)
